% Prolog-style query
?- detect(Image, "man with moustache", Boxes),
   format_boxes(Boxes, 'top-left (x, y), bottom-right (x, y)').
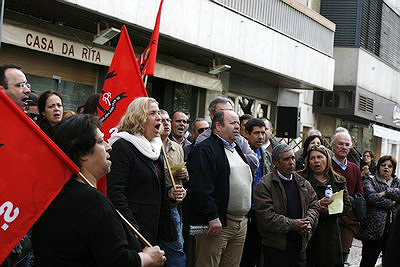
top-left (188, 110), bottom-right (252, 267)
top-left (0, 64), bottom-right (32, 266)
top-left (241, 118), bottom-right (268, 267)
top-left (255, 144), bottom-right (319, 267)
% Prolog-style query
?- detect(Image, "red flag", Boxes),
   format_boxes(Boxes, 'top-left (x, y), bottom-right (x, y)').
top-left (138, 0), bottom-right (164, 78)
top-left (0, 90), bottom-right (79, 263)
top-left (97, 25), bottom-right (148, 193)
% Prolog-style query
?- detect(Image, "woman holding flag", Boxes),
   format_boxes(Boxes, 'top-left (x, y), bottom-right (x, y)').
top-left (107, 97), bottom-right (184, 247)
top-left (31, 114), bottom-right (166, 266)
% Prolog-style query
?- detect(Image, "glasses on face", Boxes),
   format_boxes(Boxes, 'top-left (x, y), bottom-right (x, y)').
top-left (162, 118), bottom-right (172, 123)
top-left (197, 127), bottom-right (209, 134)
top-left (15, 82), bottom-right (32, 89)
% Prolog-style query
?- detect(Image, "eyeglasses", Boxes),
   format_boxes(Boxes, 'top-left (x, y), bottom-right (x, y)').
top-left (197, 127), bottom-right (209, 134)
top-left (15, 82), bottom-right (32, 89)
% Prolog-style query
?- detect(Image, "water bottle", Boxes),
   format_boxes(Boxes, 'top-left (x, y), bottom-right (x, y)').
top-left (325, 185), bottom-right (333, 199)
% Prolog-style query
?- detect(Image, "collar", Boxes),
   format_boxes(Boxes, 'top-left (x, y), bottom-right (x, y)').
top-left (277, 170), bottom-right (293, 181)
top-left (332, 155), bottom-right (348, 170)
top-left (164, 138), bottom-right (177, 152)
top-left (214, 133), bottom-right (236, 152)
top-left (262, 140), bottom-right (271, 151)
top-left (376, 173), bottom-right (393, 185)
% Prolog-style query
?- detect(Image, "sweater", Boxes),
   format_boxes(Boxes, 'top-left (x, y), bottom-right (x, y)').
top-left (332, 160), bottom-right (364, 196)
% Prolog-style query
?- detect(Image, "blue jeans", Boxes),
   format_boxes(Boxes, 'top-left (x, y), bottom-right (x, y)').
top-left (160, 206), bottom-right (186, 267)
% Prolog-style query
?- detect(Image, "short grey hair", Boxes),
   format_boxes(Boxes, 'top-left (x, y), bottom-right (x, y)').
top-left (211, 111), bottom-right (225, 131)
top-left (272, 144), bottom-right (292, 162)
top-left (331, 131), bottom-right (352, 146)
top-left (335, 127), bottom-right (349, 134)
top-left (159, 109), bottom-right (169, 116)
top-left (262, 118), bottom-right (273, 129)
top-left (208, 96), bottom-right (234, 114)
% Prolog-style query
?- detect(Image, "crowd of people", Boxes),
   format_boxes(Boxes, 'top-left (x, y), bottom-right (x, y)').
top-left (2, 63), bottom-right (400, 267)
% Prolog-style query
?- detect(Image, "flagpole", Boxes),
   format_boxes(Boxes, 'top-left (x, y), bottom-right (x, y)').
top-left (161, 146), bottom-right (177, 190)
top-left (144, 75), bottom-right (148, 87)
top-left (77, 172), bottom-right (152, 247)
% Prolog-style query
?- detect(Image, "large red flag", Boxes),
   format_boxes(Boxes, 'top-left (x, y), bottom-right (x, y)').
top-left (0, 90), bottom-right (79, 263)
top-left (97, 25), bottom-right (148, 193)
top-left (97, 25), bottom-right (148, 141)
top-left (138, 0), bottom-right (164, 78)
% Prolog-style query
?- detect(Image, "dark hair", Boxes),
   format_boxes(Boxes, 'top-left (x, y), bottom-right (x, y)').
top-left (0, 64), bottom-right (22, 88)
top-left (363, 150), bottom-right (374, 159)
top-left (77, 105), bottom-right (85, 113)
top-left (245, 118), bottom-right (266, 134)
top-left (52, 114), bottom-right (100, 167)
top-left (301, 135), bottom-right (323, 158)
top-left (171, 111), bottom-right (188, 121)
top-left (377, 155), bottom-right (397, 177)
top-left (37, 90), bottom-right (64, 136)
top-left (211, 111), bottom-right (225, 130)
top-left (83, 94), bottom-right (101, 115)
top-left (240, 114), bottom-right (253, 125)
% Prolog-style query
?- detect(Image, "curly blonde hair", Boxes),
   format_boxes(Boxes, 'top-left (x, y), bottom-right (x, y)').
top-left (117, 97), bottom-right (158, 135)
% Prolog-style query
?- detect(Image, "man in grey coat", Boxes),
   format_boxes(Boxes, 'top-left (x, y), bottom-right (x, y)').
top-left (255, 144), bottom-right (319, 267)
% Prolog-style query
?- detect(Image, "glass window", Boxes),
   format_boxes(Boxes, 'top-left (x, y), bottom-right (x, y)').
top-left (26, 74), bottom-right (95, 111)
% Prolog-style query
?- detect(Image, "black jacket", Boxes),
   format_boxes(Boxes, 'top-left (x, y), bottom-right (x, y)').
top-left (186, 133), bottom-right (248, 226)
top-left (107, 138), bottom-right (176, 245)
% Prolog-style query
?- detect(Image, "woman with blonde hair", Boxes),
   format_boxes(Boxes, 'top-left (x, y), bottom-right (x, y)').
top-left (107, 97), bottom-right (184, 248)
top-left (298, 145), bottom-right (351, 267)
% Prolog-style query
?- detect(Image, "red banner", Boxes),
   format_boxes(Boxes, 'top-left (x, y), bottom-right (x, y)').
top-left (97, 25), bottom-right (148, 193)
top-left (138, 0), bottom-right (164, 78)
top-left (97, 25), bottom-right (148, 141)
top-left (0, 90), bottom-right (79, 263)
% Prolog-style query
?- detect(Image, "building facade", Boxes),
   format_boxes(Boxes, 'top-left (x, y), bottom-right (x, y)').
top-left (1, 0), bottom-right (335, 142)
top-left (318, 0), bottom-right (400, 176)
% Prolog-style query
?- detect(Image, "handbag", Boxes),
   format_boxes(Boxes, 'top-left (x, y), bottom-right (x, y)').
top-left (352, 192), bottom-right (367, 221)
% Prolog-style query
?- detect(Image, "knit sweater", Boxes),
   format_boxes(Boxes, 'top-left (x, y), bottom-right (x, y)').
top-left (332, 160), bottom-right (364, 196)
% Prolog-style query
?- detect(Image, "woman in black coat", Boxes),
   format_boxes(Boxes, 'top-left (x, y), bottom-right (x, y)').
top-left (299, 145), bottom-right (351, 267)
top-left (32, 114), bottom-right (165, 266)
top-left (358, 155), bottom-right (400, 267)
top-left (107, 97), bottom-right (184, 246)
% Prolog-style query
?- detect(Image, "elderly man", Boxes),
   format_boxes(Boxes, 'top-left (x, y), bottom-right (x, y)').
top-left (188, 110), bottom-right (252, 267)
top-left (331, 129), bottom-right (363, 264)
top-left (255, 144), bottom-right (319, 267)
top-left (0, 64), bottom-right (32, 266)
top-left (196, 96), bottom-right (258, 173)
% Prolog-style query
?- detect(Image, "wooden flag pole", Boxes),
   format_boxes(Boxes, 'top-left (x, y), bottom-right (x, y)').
top-left (144, 75), bottom-right (149, 88)
top-left (161, 145), bottom-right (177, 190)
top-left (77, 172), bottom-right (152, 247)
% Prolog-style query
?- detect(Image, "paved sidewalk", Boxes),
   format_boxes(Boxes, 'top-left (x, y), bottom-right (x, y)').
top-left (348, 239), bottom-right (382, 267)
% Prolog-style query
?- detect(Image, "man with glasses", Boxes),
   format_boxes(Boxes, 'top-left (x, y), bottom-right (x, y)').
top-left (0, 64), bottom-right (33, 266)
top-left (0, 64), bottom-right (31, 110)
top-left (331, 128), bottom-right (363, 265)
top-left (171, 111), bottom-right (192, 150)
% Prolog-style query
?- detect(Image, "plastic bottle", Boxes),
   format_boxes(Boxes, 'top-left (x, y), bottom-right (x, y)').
top-left (325, 184), bottom-right (333, 199)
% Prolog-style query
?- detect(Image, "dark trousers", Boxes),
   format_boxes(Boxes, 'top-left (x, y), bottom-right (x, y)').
top-left (360, 233), bottom-right (388, 267)
top-left (240, 210), bottom-right (263, 267)
top-left (262, 241), bottom-right (306, 267)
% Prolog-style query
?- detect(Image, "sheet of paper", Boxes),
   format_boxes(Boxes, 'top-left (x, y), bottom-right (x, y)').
top-left (170, 162), bottom-right (186, 172)
top-left (328, 189), bottom-right (344, 215)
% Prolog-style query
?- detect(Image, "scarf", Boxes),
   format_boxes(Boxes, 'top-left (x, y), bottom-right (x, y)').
top-left (108, 131), bottom-right (162, 160)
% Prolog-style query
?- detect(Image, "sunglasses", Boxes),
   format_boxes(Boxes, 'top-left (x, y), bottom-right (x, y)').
top-left (197, 127), bottom-right (209, 134)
